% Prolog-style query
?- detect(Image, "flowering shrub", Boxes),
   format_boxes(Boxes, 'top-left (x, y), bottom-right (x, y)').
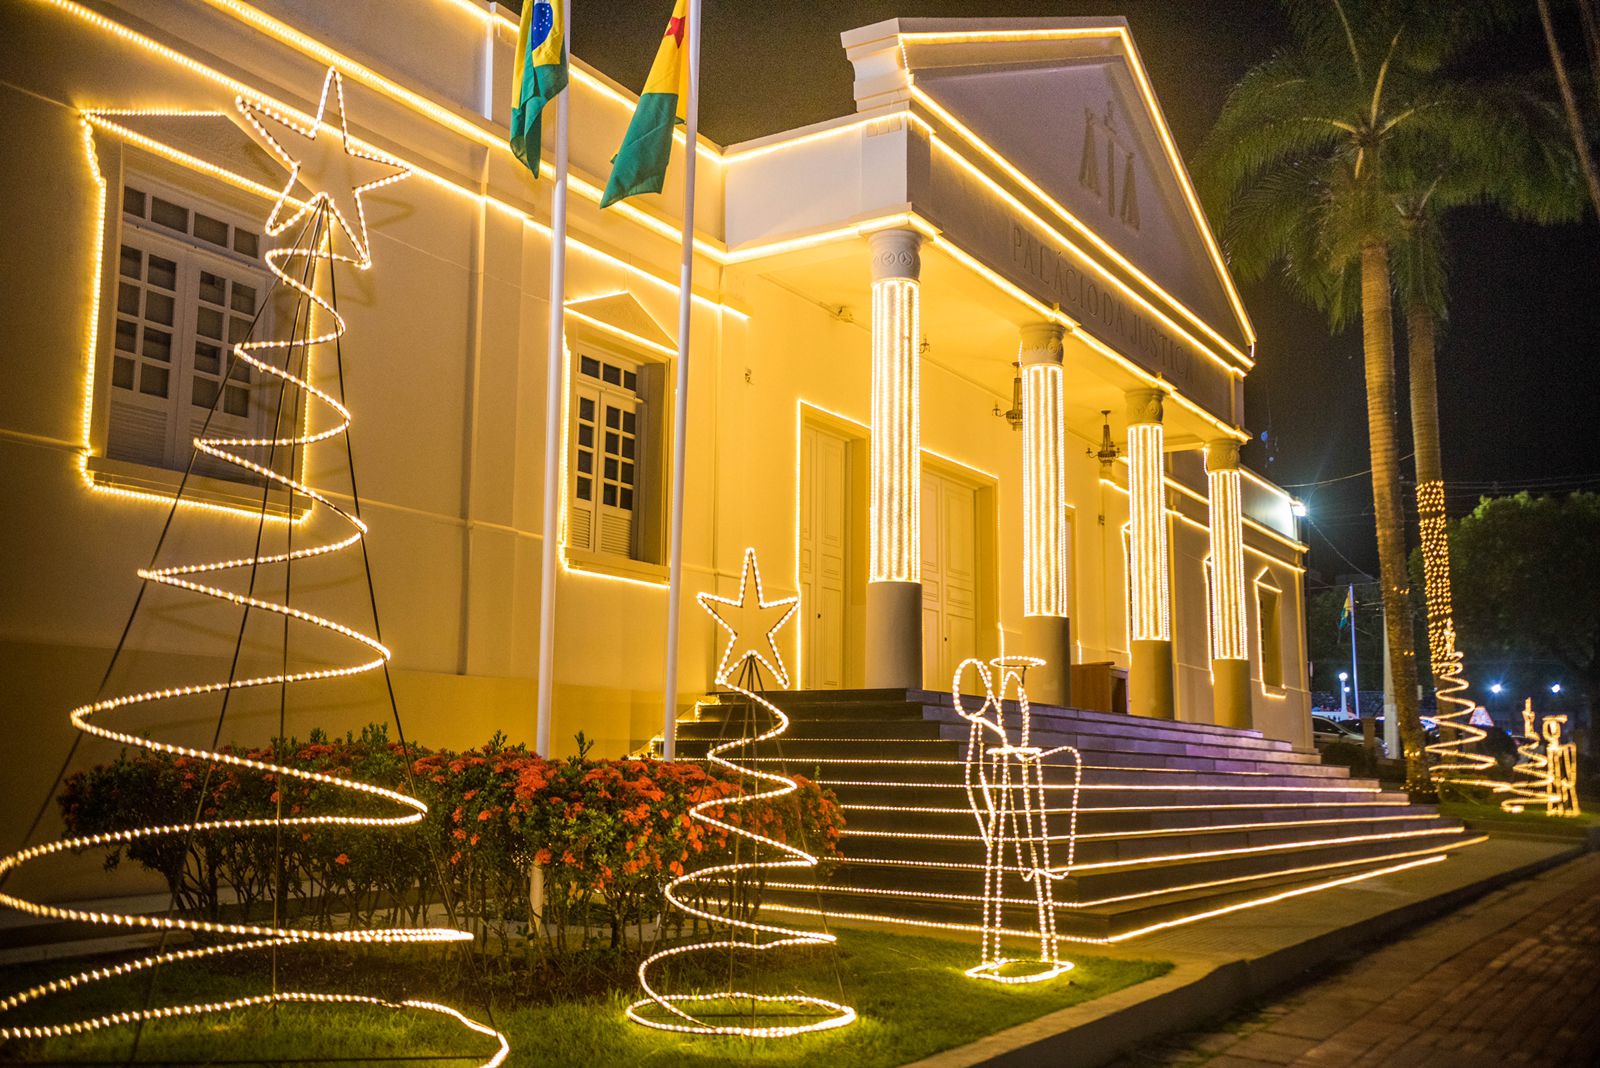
top-left (60, 726), bottom-right (843, 958)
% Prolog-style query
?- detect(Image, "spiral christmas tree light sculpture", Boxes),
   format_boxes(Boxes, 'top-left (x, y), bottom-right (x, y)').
top-left (0, 70), bottom-right (506, 1064)
top-left (627, 547), bottom-right (856, 1037)
top-left (1424, 624), bottom-right (1498, 791)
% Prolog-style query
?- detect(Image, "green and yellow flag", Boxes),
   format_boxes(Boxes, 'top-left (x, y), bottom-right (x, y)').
top-left (510, 0), bottom-right (568, 178)
top-left (601, 0), bottom-right (690, 207)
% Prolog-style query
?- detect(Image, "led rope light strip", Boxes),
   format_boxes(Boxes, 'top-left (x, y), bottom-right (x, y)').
top-left (759, 853), bottom-right (1457, 945)
top-left (842, 813), bottom-right (1438, 843)
top-left (1206, 457), bottom-right (1249, 662)
top-left (869, 276), bottom-right (921, 583)
top-left (627, 548), bottom-right (856, 1038)
top-left (760, 834), bottom-right (1481, 914)
top-left (1500, 702), bottom-right (1582, 817)
top-left (952, 653), bottom-right (1082, 983)
top-left (1127, 422), bottom-right (1170, 642)
top-left (1022, 363), bottom-right (1068, 618)
top-left (0, 72), bottom-right (505, 1063)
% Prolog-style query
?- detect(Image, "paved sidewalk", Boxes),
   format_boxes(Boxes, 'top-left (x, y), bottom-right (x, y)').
top-left (1111, 852), bottom-right (1600, 1068)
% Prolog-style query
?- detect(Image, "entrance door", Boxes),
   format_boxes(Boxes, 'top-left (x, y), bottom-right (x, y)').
top-left (922, 470), bottom-right (980, 689)
top-left (800, 424), bottom-right (851, 689)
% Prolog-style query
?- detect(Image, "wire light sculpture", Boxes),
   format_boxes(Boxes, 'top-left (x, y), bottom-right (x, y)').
top-left (951, 645), bottom-right (1083, 984)
top-left (0, 69), bottom-right (506, 1064)
top-left (1424, 622), bottom-right (1499, 791)
top-left (1500, 700), bottom-right (1582, 817)
top-left (627, 547), bottom-right (856, 1037)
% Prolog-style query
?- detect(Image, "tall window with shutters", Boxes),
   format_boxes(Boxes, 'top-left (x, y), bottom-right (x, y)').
top-left (569, 349), bottom-right (647, 560)
top-left (106, 177), bottom-right (276, 484)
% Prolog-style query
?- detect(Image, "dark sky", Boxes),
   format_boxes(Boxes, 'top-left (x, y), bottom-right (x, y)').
top-left (554, 0), bottom-right (1600, 583)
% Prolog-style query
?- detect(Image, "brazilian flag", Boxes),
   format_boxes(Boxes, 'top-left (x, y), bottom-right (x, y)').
top-left (601, 0), bottom-right (690, 207)
top-left (510, 0), bottom-right (568, 178)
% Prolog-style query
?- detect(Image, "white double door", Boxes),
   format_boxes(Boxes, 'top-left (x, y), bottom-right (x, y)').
top-left (799, 428), bottom-right (980, 692)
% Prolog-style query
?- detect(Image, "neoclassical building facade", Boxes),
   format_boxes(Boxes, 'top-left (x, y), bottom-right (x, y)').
top-left (0, 2), bottom-right (1311, 879)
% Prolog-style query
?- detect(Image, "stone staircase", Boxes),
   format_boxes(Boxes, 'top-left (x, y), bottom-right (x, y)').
top-left (674, 689), bottom-right (1479, 943)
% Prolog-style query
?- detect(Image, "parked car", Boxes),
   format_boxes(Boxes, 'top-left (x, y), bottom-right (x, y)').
top-left (1311, 715), bottom-right (1364, 747)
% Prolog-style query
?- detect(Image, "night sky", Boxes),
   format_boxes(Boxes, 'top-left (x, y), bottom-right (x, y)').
top-left (549, 0), bottom-right (1600, 584)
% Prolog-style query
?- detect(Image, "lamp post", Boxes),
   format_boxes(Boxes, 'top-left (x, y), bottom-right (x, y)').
top-left (1338, 671), bottom-right (1349, 717)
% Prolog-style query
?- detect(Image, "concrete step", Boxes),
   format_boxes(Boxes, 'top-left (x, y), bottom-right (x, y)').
top-left (818, 780), bottom-right (1399, 810)
top-left (839, 800), bottom-right (1433, 836)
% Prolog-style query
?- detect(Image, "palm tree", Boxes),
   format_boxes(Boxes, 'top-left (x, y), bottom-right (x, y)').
top-left (1195, 0), bottom-right (1575, 795)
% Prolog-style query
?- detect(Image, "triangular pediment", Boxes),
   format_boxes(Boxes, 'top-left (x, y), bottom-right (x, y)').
top-left (565, 291), bottom-right (675, 354)
top-left (846, 19), bottom-right (1252, 353)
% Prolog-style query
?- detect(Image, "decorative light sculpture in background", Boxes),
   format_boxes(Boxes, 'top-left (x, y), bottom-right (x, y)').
top-left (1501, 700), bottom-right (1581, 817)
top-left (0, 69), bottom-right (506, 1064)
top-left (952, 645), bottom-right (1083, 983)
top-left (627, 548), bottom-right (856, 1036)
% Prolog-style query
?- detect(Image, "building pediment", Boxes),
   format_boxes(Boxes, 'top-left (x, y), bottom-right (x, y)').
top-left (843, 18), bottom-right (1254, 358)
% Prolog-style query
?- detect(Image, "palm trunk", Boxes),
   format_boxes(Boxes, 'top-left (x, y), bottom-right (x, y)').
top-left (1360, 244), bottom-right (1430, 797)
top-left (1537, 0), bottom-right (1600, 221)
top-left (1405, 302), bottom-right (1452, 671)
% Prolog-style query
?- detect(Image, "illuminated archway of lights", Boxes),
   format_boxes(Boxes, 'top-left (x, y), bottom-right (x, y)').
top-left (1500, 701), bottom-right (1582, 817)
top-left (0, 70), bottom-right (506, 1065)
top-left (627, 548), bottom-right (857, 1037)
top-left (952, 646), bottom-right (1082, 984)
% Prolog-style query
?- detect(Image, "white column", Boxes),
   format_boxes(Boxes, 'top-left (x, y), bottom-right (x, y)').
top-left (1206, 438), bottom-right (1251, 728)
top-left (1126, 388), bottom-right (1174, 718)
top-left (865, 228), bottom-right (922, 688)
top-left (1019, 322), bottom-right (1072, 706)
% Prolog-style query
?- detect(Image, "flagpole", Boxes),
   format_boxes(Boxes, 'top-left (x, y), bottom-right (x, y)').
top-left (535, 0), bottom-right (572, 757)
top-left (661, 0), bottom-right (702, 762)
top-left (1348, 581), bottom-right (1361, 719)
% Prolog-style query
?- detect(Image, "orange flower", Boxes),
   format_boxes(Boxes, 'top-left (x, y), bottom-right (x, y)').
top-left (335, 853), bottom-right (350, 866)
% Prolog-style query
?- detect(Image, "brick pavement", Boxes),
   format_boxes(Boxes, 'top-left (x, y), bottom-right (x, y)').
top-left (1111, 852), bottom-right (1600, 1068)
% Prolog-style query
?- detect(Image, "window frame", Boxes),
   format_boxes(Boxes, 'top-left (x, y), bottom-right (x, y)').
top-left (85, 151), bottom-right (296, 512)
top-left (1254, 567), bottom-right (1288, 697)
top-left (562, 331), bottom-right (669, 581)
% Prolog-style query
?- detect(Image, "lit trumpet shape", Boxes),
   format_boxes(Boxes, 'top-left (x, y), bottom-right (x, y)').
top-left (627, 548), bottom-right (856, 1037)
top-left (0, 70), bottom-right (505, 1064)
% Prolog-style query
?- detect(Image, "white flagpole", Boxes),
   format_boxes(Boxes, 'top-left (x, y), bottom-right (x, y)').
top-left (661, 0), bottom-right (703, 762)
top-left (535, 0), bottom-right (572, 757)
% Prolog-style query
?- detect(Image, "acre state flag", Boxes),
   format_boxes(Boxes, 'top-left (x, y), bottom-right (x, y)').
top-left (510, 0), bottom-right (567, 177)
top-left (600, 0), bottom-right (690, 207)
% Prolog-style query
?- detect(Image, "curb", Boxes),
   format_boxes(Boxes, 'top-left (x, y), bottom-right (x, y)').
top-left (903, 841), bottom-right (1584, 1068)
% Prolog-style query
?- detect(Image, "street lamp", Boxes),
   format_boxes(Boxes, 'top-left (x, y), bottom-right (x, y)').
top-left (1550, 683), bottom-right (1562, 694)
top-left (1338, 671), bottom-right (1349, 717)
top-left (1489, 682), bottom-right (1503, 695)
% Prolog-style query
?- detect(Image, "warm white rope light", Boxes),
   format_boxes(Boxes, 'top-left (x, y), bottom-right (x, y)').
top-left (1022, 363), bottom-right (1068, 618)
top-left (627, 548), bottom-right (856, 1037)
top-left (952, 645), bottom-right (1082, 984)
top-left (1127, 422), bottom-right (1170, 642)
top-left (0, 70), bottom-right (505, 1063)
top-left (869, 276), bottom-right (920, 583)
top-left (1500, 701), bottom-right (1582, 816)
top-left (1205, 457), bottom-right (1248, 662)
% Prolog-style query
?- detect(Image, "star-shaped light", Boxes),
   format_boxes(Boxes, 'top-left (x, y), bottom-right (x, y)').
top-left (697, 548), bottom-right (799, 689)
top-left (235, 68), bottom-right (410, 267)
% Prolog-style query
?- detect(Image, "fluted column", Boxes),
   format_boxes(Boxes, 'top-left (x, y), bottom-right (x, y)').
top-left (865, 228), bottom-right (923, 688)
top-left (1126, 388), bottom-right (1174, 718)
top-left (1019, 322), bottom-right (1072, 706)
top-left (1206, 439), bottom-right (1252, 728)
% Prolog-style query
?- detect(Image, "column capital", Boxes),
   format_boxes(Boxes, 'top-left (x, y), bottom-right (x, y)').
top-left (1206, 438), bottom-right (1242, 471)
top-left (868, 228), bottom-right (923, 282)
top-left (1017, 322), bottom-right (1066, 367)
top-left (1125, 387), bottom-right (1165, 426)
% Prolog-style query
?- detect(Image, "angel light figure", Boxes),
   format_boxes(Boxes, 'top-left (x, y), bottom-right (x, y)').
top-left (1545, 715), bottom-right (1582, 818)
top-left (952, 649), bottom-right (1083, 984)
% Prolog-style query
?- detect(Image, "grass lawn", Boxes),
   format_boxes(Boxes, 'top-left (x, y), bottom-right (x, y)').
top-left (1, 928), bottom-right (1168, 1066)
top-left (1438, 797), bottom-right (1599, 836)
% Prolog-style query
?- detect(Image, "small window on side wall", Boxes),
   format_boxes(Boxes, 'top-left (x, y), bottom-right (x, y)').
top-left (567, 344), bottom-right (664, 565)
top-left (1256, 571), bottom-right (1285, 689)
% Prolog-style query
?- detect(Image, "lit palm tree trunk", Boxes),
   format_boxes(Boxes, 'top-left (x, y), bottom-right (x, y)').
top-left (1406, 302), bottom-right (1451, 666)
top-left (1537, 0), bottom-right (1600, 220)
top-left (1360, 243), bottom-right (1430, 795)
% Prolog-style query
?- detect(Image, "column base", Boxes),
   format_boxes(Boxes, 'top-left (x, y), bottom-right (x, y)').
top-left (1021, 615), bottom-right (1072, 707)
top-left (1130, 639), bottom-right (1175, 719)
top-left (866, 580), bottom-right (922, 689)
top-left (1211, 658), bottom-right (1252, 729)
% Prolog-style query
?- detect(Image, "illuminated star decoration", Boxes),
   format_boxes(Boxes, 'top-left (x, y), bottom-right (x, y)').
top-left (235, 67), bottom-right (410, 267)
top-left (698, 547), bottom-right (799, 689)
